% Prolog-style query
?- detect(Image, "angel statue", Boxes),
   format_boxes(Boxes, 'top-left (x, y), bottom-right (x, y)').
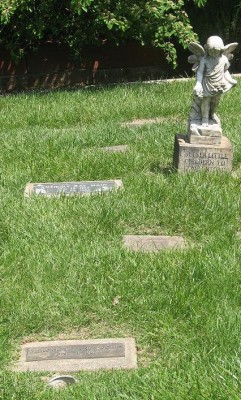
top-left (188, 36), bottom-right (238, 136)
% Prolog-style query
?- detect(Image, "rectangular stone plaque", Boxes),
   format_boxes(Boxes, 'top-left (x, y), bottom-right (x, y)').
top-left (24, 180), bottom-right (123, 197)
top-left (173, 134), bottom-right (233, 172)
top-left (101, 145), bottom-right (129, 153)
top-left (123, 235), bottom-right (186, 252)
top-left (26, 343), bottom-right (125, 361)
top-left (14, 338), bottom-right (137, 372)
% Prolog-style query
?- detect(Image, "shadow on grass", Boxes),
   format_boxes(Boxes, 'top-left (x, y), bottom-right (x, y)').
top-left (2, 81), bottom-right (149, 98)
top-left (149, 162), bottom-right (176, 176)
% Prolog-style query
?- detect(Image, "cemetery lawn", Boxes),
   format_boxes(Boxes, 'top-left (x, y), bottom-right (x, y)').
top-left (1, 79), bottom-right (241, 399)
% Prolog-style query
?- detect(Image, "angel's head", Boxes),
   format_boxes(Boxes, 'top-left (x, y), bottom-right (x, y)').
top-left (205, 36), bottom-right (224, 57)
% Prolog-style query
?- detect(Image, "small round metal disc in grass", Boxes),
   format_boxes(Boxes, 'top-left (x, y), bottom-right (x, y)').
top-left (48, 375), bottom-right (77, 390)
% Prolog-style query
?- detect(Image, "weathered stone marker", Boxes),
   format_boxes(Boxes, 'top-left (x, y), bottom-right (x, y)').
top-left (123, 235), bottom-right (186, 252)
top-left (122, 118), bottom-right (163, 128)
top-left (173, 135), bottom-right (233, 173)
top-left (15, 338), bottom-right (137, 372)
top-left (173, 36), bottom-right (238, 173)
top-left (24, 180), bottom-right (123, 197)
top-left (101, 145), bottom-right (129, 153)
top-left (26, 343), bottom-right (125, 362)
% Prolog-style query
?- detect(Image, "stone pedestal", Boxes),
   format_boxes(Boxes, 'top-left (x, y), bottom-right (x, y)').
top-left (173, 134), bottom-right (233, 173)
top-left (188, 123), bottom-right (222, 145)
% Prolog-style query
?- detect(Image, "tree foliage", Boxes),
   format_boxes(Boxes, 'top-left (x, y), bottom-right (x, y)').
top-left (187, 0), bottom-right (241, 71)
top-left (189, 0), bottom-right (241, 43)
top-left (0, 0), bottom-right (206, 67)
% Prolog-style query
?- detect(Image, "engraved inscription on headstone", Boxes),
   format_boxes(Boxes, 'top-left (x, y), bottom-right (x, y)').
top-left (14, 338), bottom-right (137, 372)
top-left (24, 180), bottom-right (123, 197)
top-left (26, 343), bottom-right (125, 362)
top-left (184, 151), bottom-right (228, 168)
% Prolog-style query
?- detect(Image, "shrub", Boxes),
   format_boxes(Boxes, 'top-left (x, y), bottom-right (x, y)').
top-left (0, 0), bottom-right (206, 67)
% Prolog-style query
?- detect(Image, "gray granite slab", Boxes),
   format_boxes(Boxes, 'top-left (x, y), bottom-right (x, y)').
top-left (123, 235), bottom-right (186, 252)
top-left (24, 180), bottom-right (123, 197)
top-left (14, 338), bottom-right (137, 372)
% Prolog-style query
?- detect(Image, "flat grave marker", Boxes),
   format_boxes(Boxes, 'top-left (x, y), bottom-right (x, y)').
top-left (14, 338), bottom-right (137, 372)
top-left (24, 180), bottom-right (123, 197)
top-left (122, 118), bottom-right (163, 128)
top-left (123, 235), bottom-right (186, 252)
top-left (101, 145), bottom-right (129, 153)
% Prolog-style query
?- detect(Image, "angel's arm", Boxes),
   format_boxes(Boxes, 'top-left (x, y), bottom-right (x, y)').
top-left (194, 57), bottom-right (205, 97)
top-left (196, 57), bottom-right (205, 83)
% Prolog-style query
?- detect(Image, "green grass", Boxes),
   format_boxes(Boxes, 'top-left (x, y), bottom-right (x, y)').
top-left (0, 80), bottom-right (241, 399)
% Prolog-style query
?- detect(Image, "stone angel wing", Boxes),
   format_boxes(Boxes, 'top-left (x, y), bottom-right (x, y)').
top-left (188, 42), bottom-right (205, 72)
top-left (223, 42), bottom-right (239, 85)
top-left (223, 42), bottom-right (238, 60)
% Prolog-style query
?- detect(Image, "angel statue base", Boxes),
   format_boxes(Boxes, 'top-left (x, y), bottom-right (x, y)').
top-left (187, 36), bottom-right (238, 145)
top-left (172, 35), bottom-right (237, 172)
